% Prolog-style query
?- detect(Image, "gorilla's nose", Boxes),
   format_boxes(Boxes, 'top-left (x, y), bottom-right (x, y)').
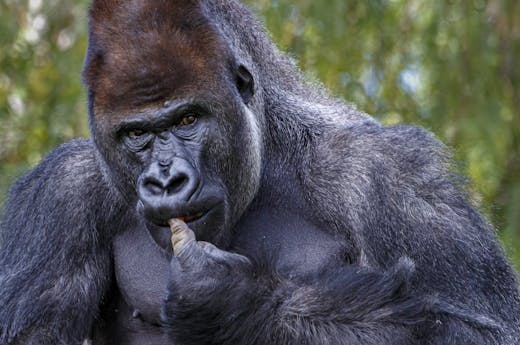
top-left (137, 159), bottom-right (199, 222)
top-left (143, 167), bottom-right (188, 196)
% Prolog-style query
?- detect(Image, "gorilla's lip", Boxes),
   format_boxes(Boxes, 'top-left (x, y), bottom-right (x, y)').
top-left (175, 210), bottom-right (206, 224)
top-left (165, 201), bottom-right (219, 225)
top-left (139, 198), bottom-right (221, 228)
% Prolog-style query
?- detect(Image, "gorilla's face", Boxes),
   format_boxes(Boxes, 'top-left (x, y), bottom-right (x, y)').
top-left (83, 1), bottom-right (261, 246)
top-left (121, 89), bottom-right (260, 246)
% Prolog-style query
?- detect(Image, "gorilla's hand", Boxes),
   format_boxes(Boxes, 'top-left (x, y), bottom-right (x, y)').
top-left (162, 219), bottom-right (253, 334)
top-left (168, 218), bottom-right (251, 273)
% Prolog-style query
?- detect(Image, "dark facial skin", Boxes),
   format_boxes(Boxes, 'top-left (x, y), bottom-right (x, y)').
top-left (119, 100), bottom-right (228, 243)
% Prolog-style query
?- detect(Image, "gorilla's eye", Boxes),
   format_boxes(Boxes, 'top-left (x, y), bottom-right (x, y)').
top-left (124, 129), bottom-right (152, 150)
top-left (128, 129), bottom-right (147, 140)
top-left (179, 114), bottom-right (197, 127)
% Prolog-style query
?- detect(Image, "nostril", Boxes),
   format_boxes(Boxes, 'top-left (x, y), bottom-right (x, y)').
top-left (143, 178), bottom-right (165, 196)
top-left (165, 175), bottom-right (188, 195)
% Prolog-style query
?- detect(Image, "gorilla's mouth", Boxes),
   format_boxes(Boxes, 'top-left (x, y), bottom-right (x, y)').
top-left (176, 211), bottom-right (206, 224)
top-left (137, 198), bottom-right (205, 225)
top-left (145, 204), bottom-right (223, 252)
top-left (152, 208), bottom-right (209, 227)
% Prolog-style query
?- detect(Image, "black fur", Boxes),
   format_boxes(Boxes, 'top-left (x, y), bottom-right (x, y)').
top-left (1, 0), bottom-right (520, 344)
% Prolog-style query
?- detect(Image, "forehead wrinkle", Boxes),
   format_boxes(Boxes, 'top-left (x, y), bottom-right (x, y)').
top-left (87, 1), bottom-right (236, 119)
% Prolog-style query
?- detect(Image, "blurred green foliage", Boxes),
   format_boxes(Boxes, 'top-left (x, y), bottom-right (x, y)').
top-left (0, 0), bottom-right (519, 268)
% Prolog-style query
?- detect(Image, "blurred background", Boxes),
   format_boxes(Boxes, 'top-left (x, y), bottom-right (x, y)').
top-left (0, 0), bottom-right (518, 269)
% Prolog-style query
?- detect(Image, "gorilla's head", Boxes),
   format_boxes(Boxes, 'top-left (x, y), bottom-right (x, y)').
top-left (83, 0), bottom-right (262, 245)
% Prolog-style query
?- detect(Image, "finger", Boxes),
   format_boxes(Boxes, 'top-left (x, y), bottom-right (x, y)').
top-left (168, 219), bottom-right (196, 256)
top-left (199, 241), bottom-right (252, 267)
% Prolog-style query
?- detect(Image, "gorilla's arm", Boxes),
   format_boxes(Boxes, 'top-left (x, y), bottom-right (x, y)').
top-left (305, 123), bottom-right (520, 343)
top-left (0, 140), bottom-right (117, 344)
top-left (164, 222), bottom-right (433, 345)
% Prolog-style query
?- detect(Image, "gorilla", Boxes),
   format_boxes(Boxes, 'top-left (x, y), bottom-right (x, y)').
top-left (1, 0), bottom-right (519, 344)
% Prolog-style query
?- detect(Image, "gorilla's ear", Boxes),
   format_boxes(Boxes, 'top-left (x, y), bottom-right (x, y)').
top-left (236, 65), bottom-right (254, 104)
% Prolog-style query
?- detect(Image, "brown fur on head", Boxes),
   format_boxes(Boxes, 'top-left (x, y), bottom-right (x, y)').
top-left (83, 0), bottom-right (232, 120)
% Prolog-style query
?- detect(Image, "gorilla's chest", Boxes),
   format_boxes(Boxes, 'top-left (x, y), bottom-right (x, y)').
top-left (113, 222), bottom-right (171, 326)
top-left (112, 211), bottom-right (344, 327)
top-left (231, 209), bottom-right (345, 277)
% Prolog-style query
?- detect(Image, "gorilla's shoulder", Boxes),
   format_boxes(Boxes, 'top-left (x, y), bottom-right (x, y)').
top-left (44, 138), bottom-right (97, 167)
top-left (306, 120), bottom-right (455, 200)
top-left (3, 139), bottom-right (106, 226)
top-left (317, 120), bottom-right (448, 171)
top-left (10, 139), bottom-right (101, 194)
